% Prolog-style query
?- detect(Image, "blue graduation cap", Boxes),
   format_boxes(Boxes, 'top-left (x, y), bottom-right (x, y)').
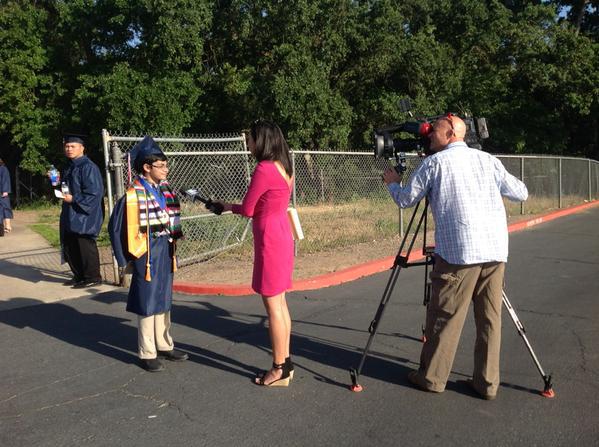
top-left (63, 133), bottom-right (87, 146)
top-left (128, 136), bottom-right (166, 170)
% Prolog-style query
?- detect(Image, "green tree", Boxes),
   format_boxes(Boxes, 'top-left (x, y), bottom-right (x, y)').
top-left (0, 1), bottom-right (57, 173)
top-left (71, 0), bottom-right (213, 138)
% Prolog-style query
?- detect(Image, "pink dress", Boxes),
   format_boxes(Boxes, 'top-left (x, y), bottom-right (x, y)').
top-left (231, 160), bottom-right (294, 296)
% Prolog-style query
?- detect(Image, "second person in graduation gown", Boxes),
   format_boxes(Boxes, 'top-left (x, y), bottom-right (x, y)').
top-left (108, 136), bottom-right (188, 372)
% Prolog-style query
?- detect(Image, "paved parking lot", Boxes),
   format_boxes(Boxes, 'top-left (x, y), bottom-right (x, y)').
top-left (1, 206), bottom-right (598, 446)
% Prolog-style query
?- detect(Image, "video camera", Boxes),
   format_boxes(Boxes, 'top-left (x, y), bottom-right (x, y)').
top-left (373, 100), bottom-right (489, 172)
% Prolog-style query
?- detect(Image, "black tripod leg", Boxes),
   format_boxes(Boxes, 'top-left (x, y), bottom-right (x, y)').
top-left (421, 280), bottom-right (431, 343)
top-left (420, 253), bottom-right (433, 343)
top-left (502, 291), bottom-right (555, 397)
top-left (349, 264), bottom-right (402, 392)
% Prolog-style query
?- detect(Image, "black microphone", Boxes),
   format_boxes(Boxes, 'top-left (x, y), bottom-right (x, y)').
top-left (183, 188), bottom-right (224, 215)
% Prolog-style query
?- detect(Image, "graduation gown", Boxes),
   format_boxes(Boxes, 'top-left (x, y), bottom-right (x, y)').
top-left (108, 187), bottom-right (175, 317)
top-left (59, 155), bottom-right (104, 240)
top-left (0, 165), bottom-right (12, 219)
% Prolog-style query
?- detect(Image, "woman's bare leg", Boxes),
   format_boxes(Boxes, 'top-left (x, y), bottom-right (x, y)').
top-left (257, 292), bottom-right (291, 384)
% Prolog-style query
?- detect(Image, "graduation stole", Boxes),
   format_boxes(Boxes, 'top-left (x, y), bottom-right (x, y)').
top-left (125, 178), bottom-right (182, 281)
top-left (133, 179), bottom-right (183, 239)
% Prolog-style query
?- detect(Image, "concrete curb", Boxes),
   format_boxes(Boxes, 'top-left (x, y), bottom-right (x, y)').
top-left (173, 200), bottom-right (599, 296)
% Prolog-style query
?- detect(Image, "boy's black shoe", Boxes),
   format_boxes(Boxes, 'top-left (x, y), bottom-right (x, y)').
top-left (72, 280), bottom-right (102, 289)
top-left (63, 278), bottom-right (81, 286)
top-left (158, 349), bottom-right (189, 361)
top-left (141, 358), bottom-right (165, 372)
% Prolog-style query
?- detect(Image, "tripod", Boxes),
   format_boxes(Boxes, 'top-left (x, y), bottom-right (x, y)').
top-left (349, 201), bottom-right (555, 398)
top-left (349, 199), bottom-right (434, 392)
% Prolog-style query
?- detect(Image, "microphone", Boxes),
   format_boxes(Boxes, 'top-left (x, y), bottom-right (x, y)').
top-left (183, 188), bottom-right (224, 215)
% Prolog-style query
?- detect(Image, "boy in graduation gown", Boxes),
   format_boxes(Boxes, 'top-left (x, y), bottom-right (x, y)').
top-left (108, 136), bottom-right (188, 372)
top-left (59, 135), bottom-right (104, 287)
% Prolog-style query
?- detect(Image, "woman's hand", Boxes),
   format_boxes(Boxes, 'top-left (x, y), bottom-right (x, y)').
top-left (205, 200), bottom-right (227, 215)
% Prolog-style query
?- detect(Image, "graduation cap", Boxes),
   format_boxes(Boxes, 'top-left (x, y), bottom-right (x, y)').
top-left (126, 136), bottom-right (166, 182)
top-left (63, 133), bottom-right (87, 146)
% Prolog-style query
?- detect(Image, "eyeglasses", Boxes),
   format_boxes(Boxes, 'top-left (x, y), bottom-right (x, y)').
top-left (151, 163), bottom-right (169, 170)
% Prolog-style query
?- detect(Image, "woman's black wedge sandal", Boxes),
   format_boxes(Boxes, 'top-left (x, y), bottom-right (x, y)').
top-left (255, 362), bottom-right (291, 387)
top-left (285, 357), bottom-right (294, 380)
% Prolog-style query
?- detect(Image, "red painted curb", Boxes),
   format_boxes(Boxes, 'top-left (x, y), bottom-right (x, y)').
top-left (507, 200), bottom-right (599, 232)
top-left (173, 200), bottom-right (599, 296)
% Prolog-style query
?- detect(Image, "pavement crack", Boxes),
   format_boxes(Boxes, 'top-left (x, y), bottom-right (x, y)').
top-left (120, 388), bottom-right (195, 422)
top-left (507, 307), bottom-right (589, 321)
top-left (0, 362), bottom-right (126, 405)
top-left (568, 327), bottom-right (599, 383)
top-left (0, 374), bottom-right (140, 420)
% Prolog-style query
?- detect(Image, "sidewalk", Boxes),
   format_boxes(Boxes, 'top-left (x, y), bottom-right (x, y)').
top-left (0, 212), bottom-right (118, 311)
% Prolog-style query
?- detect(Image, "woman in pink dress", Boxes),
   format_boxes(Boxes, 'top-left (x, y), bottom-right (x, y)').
top-left (217, 120), bottom-right (295, 387)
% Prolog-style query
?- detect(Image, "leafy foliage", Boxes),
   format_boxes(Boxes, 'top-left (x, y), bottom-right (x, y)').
top-left (0, 0), bottom-right (597, 175)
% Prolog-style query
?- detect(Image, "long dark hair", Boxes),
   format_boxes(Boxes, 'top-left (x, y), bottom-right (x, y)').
top-left (250, 120), bottom-right (293, 177)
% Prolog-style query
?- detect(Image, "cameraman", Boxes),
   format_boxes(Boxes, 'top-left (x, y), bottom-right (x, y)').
top-left (382, 114), bottom-right (528, 400)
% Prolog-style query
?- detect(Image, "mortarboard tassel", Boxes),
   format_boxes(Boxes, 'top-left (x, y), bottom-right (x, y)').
top-left (172, 241), bottom-right (177, 272)
top-left (144, 189), bottom-right (152, 281)
top-left (127, 152), bottom-right (132, 185)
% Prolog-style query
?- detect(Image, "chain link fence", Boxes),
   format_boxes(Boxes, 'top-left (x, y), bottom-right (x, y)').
top-left (103, 130), bottom-right (599, 283)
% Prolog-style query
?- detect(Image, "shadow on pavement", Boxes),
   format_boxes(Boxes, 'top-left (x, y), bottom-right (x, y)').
top-left (0, 294), bottom-right (135, 365)
top-left (168, 300), bottom-right (415, 389)
top-left (0, 258), bottom-right (69, 284)
top-left (0, 293), bottom-right (429, 391)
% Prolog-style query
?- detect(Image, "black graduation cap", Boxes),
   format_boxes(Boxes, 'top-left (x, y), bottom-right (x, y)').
top-left (63, 133), bottom-right (87, 146)
top-left (127, 136), bottom-right (166, 171)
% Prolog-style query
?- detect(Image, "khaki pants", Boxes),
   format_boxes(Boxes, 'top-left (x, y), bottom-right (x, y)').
top-left (137, 312), bottom-right (174, 359)
top-left (417, 256), bottom-right (505, 395)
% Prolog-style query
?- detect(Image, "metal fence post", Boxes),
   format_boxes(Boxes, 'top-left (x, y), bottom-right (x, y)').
top-left (111, 142), bottom-right (124, 199)
top-left (558, 158), bottom-right (562, 209)
top-left (102, 129), bottom-right (121, 285)
top-left (292, 151), bottom-right (298, 256)
top-left (102, 129), bottom-right (114, 214)
top-left (589, 159), bottom-right (592, 202)
top-left (520, 157), bottom-right (525, 215)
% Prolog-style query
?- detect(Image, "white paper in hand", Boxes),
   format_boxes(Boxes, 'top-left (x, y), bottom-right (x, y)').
top-left (54, 189), bottom-right (64, 199)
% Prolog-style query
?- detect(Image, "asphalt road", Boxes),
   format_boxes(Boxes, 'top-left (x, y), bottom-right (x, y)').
top-left (1, 206), bottom-right (598, 447)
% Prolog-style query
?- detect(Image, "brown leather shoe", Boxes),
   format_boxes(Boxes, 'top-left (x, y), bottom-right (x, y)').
top-left (407, 371), bottom-right (443, 393)
top-left (467, 379), bottom-right (496, 400)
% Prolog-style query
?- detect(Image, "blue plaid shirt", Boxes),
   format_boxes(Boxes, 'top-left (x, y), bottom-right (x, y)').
top-left (387, 142), bottom-right (528, 265)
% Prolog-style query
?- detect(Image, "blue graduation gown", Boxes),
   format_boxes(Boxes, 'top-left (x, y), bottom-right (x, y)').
top-left (0, 165), bottom-right (12, 219)
top-left (108, 187), bottom-right (174, 317)
top-left (59, 155), bottom-right (104, 240)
